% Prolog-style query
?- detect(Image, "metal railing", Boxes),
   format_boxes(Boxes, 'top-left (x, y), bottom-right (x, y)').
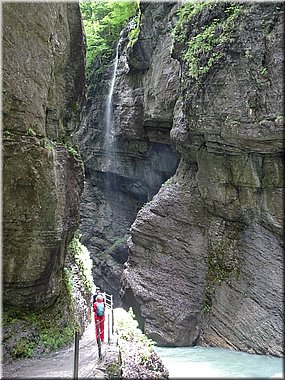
top-left (73, 292), bottom-right (114, 379)
top-left (104, 293), bottom-right (114, 338)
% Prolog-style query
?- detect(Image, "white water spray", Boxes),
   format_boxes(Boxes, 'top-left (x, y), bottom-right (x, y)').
top-left (105, 42), bottom-right (120, 145)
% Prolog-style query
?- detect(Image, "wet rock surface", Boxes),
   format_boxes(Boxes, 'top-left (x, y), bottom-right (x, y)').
top-left (2, 2), bottom-right (89, 365)
top-left (3, 2), bottom-right (85, 310)
top-left (77, 3), bottom-right (181, 306)
top-left (121, 3), bottom-right (284, 356)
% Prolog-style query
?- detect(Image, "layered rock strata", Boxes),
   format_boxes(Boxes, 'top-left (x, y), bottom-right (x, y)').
top-left (121, 2), bottom-right (284, 356)
top-left (77, 2), bottom-right (181, 305)
top-left (3, 3), bottom-right (85, 310)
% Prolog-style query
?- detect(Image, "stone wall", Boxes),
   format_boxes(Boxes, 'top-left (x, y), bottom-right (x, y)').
top-left (120, 2), bottom-right (284, 356)
top-left (3, 3), bottom-right (85, 310)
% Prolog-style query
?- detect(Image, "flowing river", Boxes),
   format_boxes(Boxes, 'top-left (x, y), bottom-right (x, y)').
top-left (155, 346), bottom-right (283, 378)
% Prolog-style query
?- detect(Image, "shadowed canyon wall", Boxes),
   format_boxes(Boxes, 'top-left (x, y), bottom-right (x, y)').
top-left (118, 2), bottom-right (284, 356)
top-left (77, 2), bottom-right (181, 305)
top-left (3, 3), bottom-right (85, 310)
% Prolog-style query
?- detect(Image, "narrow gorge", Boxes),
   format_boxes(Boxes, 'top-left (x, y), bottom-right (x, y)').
top-left (78, 1), bottom-right (284, 357)
top-left (2, 0), bottom-right (284, 368)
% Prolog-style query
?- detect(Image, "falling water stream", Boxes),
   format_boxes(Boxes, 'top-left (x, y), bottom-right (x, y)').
top-left (104, 42), bottom-right (120, 145)
top-left (155, 346), bottom-right (283, 378)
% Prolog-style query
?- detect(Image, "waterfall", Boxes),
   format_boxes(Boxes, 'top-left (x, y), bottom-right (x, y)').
top-left (104, 42), bottom-right (120, 146)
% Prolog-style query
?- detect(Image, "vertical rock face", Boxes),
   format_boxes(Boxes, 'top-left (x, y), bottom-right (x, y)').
top-left (121, 3), bottom-right (284, 356)
top-left (3, 3), bottom-right (85, 310)
top-left (77, 2), bottom-right (180, 305)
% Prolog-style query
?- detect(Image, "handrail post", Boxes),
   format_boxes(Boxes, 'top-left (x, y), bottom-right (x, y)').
top-left (108, 313), bottom-right (111, 344)
top-left (73, 331), bottom-right (80, 380)
top-left (111, 295), bottom-right (114, 335)
top-left (96, 320), bottom-right (102, 360)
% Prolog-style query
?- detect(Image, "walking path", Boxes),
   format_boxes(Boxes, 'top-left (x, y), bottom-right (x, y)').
top-left (3, 316), bottom-right (108, 379)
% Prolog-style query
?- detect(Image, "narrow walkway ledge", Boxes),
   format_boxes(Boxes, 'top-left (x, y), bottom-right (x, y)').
top-left (3, 308), bottom-right (168, 379)
top-left (3, 318), bottom-right (109, 379)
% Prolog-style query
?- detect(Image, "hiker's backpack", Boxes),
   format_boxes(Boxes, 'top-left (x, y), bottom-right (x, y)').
top-left (95, 302), bottom-right (105, 317)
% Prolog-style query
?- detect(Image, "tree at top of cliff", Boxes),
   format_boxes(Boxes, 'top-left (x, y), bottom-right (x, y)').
top-left (80, 0), bottom-right (138, 71)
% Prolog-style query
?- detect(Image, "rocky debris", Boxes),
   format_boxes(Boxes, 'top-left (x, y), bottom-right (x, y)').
top-left (94, 343), bottom-right (121, 379)
top-left (114, 308), bottom-right (169, 379)
top-left (120, 342), bottom-right (169, 379)
top-left (3, 3), bottom-right (85, 309)
top-left (121, 2), bottom-right (284, 357)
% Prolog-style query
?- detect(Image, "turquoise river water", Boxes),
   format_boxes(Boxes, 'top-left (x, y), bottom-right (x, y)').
top-left (155, 346), bottom-right (283, 378)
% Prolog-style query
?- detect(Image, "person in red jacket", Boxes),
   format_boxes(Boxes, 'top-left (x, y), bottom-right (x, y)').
top-left (93, 294), bottom-right (105, 342)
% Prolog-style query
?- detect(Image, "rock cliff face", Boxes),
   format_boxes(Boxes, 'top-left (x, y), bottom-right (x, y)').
top-left (120, 2), bottom-right (284, 356)
top-left (3, 3), bottom-right (85, 310)
top-left (77, 2), bottom-right (180, 305)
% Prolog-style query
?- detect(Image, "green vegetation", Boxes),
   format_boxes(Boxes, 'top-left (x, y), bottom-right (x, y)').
top-left (12, 338), bottom-right (36, 358)
top-left (116, 308), bottom-right (155, 365)
top-left (3, 129), bottom-right (11, 137)
top-left (38, 325), bottom-right (74, 351)
top-left (26, 127), bottom-right (37, 136)
top-left (79, 0), bottom-right (139, 71)
top-left (104, 234), bottom-right (129, 257)
top-left (127, 0), bottom-right (141, 48)
top-left (173, 1), bottom-right (244, 80)
top-left (203, 223), bottom-right (244, 314)
top-left (65, 142), bottom-right (79, 157)
top-left (3, 291), bottom-right (78, 359)
top-left (68, 235), bottom-right (93, 293)
top-left (3, 236), bottom-right (93, 360)
top-left (43, 137), bottom-right (55, 151)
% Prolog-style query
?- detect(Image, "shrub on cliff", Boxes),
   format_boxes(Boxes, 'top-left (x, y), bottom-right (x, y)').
top-left (115, 308), bottom-right (169, 379)
top-left (2, 237), bottom-right (93, 362)
top-left (80, 0), bottom-right (138, 71)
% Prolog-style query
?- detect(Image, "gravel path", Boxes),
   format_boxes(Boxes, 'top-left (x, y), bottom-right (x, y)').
top-left (3, 315), bottom-right (111, 379)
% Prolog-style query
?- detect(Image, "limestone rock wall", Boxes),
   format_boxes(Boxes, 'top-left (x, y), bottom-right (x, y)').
top-left (77, 2), bottom-right (180, 305)
top-left (120, 2), bottom-right (284, 356)
top-left (3, 3), bottom-right (85, 310)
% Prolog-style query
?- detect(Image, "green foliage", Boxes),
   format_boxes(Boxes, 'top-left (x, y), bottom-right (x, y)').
top-left (38, 326), bottom-right (74, 352)
top-left (106, 362), bottom-right (121, 377)
top-left (260, 67), bottom-right (268, 76)
top-left (4, 290), bottom-right (77, 359)
top-left (68, 236), bottom-right (93, 293)
top-left (3, 129), bottom-right (11, 137)
top-left (105, 234), bottom-right (129, 256)
top-left (3, 236), bottom-right (93, 360)
top-left (173, 1), bottom-right (244, 80)
top-left (80, 0), bottom-right (138, 70)
top-left (12, 338), bottom-right (36, 359)
top-left (63, 267), bottom-right (74, 296)
top-left (173, 0), bottom-right (213, 44)
top-left (127, 0), bottom-right (141, 48)
top-left (26, 127), bottom-right (37, 137)
top-left (44, 137), bottom-right (55, 151)
top-left (204, 223), bottom-right (244, 314)
top-left (116, 308), bottom-right (155, 364)
top-left (65, 142), bottom-right (79, 157)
